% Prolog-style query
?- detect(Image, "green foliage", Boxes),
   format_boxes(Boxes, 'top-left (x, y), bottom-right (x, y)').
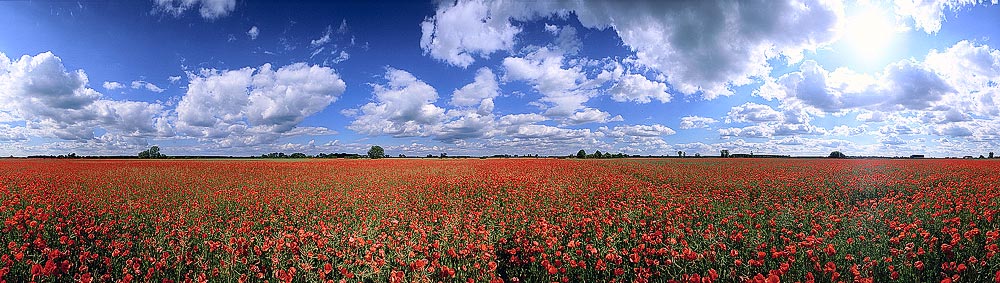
top-left (575, 150), bottom-right (629, 159)
top-left (368, 145), bottom-right (385, 159)
top-left (316, 152), bottom-right (361, 158)
top-left (261, 152), bottom-right (287, 158)
top-left (138, 146), bottom-right (165, 159)
top-left (829, 151), bottom-right (847, 158)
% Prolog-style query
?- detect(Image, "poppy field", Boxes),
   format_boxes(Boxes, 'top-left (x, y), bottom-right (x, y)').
top-left (0, 158), bottom-right (998, 282)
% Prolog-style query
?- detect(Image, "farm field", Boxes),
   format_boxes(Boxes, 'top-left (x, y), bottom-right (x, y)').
top-left (0, 158), bottom-right (998, 283)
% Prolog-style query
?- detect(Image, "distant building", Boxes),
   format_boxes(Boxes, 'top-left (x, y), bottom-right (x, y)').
top-left (910, 155), bottom-right (925, 159)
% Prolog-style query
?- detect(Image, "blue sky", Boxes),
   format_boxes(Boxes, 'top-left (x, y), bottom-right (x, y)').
top-left (1, 0), bottom-right (999, 157)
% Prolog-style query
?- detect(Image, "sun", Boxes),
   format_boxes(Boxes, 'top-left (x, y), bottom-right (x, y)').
top-left (841, 6), bottom-right (899, 64)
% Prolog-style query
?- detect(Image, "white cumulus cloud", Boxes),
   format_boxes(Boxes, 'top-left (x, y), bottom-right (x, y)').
top-left (176, 62), bottom-right (346, 146)
top-left (347, 68), bottom-right (446, 137)
top-left (893, 0), bottom-right (997, 33)
top-left (0, 51), bottom-right (169, 142)
top-left (679, 116), bottom-right (718, 129)
top-left (103, 81), bottom-right (124, 90)
top-left (421, 0), bottom-right (841, 99)
top-left (608, 73), bottom-right (671, 104)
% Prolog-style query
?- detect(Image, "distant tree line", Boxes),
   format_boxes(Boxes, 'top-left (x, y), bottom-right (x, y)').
top-left (574, 150), bottom-right (631, 159)
top-left (489, 154), bottom-right (541, 158)
top-left (49, 153), bottom-right (82, 159)
top-left (260, 152), bottom-right (362, 159)
top-left (23, 146), bottom-right (1000, 160)
top-left (138, 146), bottom-right (166, 159)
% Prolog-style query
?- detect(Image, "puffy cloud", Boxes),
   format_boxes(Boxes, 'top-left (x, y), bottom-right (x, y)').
top-left (719, 122), bottom-right (823, 139)
top-left (603, 124), bottom-right (676, 137)
top-left (421, 0), bottom-right (841, 98)
top-left (246, 64), bottom-right (345, 132)
top-left (771, 123), bottom-right (823, 137)
top-left (879, 134), bottom-right (909, 145)
top-left (940, 108), bottom-right (971, 123)
top-left (479, 125), bottom-right (611, 155)
top-left (758, 59), bottom-right (953, 112)
top-left (103, 81), bottom-right (124, 90)
top-left (93, 100), bottom-right (169, 137)
top-left (502, 47), bottom-right (598, 117)
top-left (719, 125), bottom-right (774, 138)
top-left (679, 116), bottom-right (718, 129)
top-left (0, 52), bottom-right (168, 141)
top-left (154, 0), bottom-right (236, 20)
top-left (347, 68), bottom-right (446, 137)
top-left (893, 0), bottom-right (997, 33)
top-left (0, 124), bottom-right (28, 142)
top-left (247, 26), bottom-right (259, 40)
top-left (882, 59), bottom-right (954, 110)
top-left (856, 110), bottom-right (887, 122)
top-left (0, 53), bottom-right (7, 73)
top-left (608, 73), bottom-right (671, 104)
top-left (419, 0), bottom-right (537, 67)
top-left (926, 41), bottom-right (1000, 81)
top-left (437, 111), bottom-right (495, 142)
top-left (744, 40), bottom-right (1000, 152)
top-left (131, 81), bottom-right (165, 93)
top-left (508, 124), bottom-right (597, 140)
top-left (565, 108), bottom-right (622, 125)
top-left (176, 62), bottom-right (346, 146)
top-left (879, 123), bottom-right (922, 135)
top-left (450, 67), bottom-right (499, 110)
top-left (103, 80), bottom-right (165, 93)
top-left (176, 68), bottom-right (253, 132)
top-left (923, 41), bottom-right (1000, 117)
top-left (497, 113), bottom-right (547, 126)
top-left (726, 102), bottom-right (783, 123)
top-left (828, 125), bottom-right (866, 136)
top-left (934, 123), bottom-right (974, 137)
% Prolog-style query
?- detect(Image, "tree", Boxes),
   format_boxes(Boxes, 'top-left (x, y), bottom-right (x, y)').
top-left (367, 146), bottom-right (385, 159)
top-left (593, 150), bottom-right (603, 158)
top-left (290, 153), bottom-right (307, 158)
top-left (721, 149), bottom-right (730, 158)
top-left (577, 150), bottom-right (587, 159)
top-left (138, 146), bottom-right (164, 159)
top-left (829, 151), bottom-right (847, 158)
top-left (678, 151), bottom-right (684, 157)
top-left (991, 152), bottom-right (995, 159)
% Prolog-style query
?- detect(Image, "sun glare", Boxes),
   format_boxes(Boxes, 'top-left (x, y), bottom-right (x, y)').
top-left (842, 6), bottom-right (898, 64)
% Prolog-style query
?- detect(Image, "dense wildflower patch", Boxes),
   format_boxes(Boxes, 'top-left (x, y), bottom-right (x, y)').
top-left (0, 158), bottom-right (998, 282)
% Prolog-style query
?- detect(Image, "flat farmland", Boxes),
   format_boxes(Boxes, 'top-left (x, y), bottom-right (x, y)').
top-left (1, 158), bottom-right (998, 282)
